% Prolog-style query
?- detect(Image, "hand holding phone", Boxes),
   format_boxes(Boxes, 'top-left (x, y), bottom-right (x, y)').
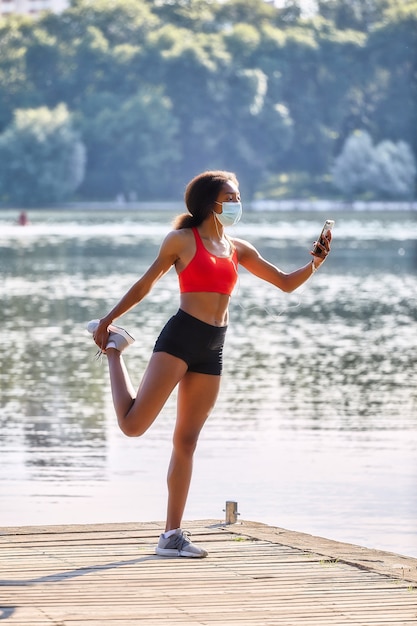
top-left (312, 219), bottom-right (334, 258)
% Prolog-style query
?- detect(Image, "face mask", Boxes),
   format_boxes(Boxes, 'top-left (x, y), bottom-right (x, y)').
top-left (214, 201), bottom-right (242, 227)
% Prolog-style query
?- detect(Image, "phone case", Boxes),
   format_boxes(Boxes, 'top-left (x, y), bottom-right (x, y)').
top-left (312, 220), bottom-right (334, 256)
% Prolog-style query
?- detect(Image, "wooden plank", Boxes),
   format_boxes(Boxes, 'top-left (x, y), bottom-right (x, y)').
top-left (228, 521), bottom-right (417, 583)
top-left (0, 520), bottom-right (416, 626)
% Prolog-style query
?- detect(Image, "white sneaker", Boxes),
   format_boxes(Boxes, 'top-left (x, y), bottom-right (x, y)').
top-left (155, 529), bottom-right (208, 558)
top-left (87, 319), bottom-right (135, 353)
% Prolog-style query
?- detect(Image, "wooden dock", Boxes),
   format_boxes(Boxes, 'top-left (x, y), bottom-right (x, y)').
top-left (1, 519), bottom-right (416, 625)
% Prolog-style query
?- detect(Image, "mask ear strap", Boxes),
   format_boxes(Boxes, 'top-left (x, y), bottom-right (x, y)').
top-left (213, 211), bottom-right (223, 238)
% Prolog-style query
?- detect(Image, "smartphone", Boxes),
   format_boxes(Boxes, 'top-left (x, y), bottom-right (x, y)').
top-left (312, 219), bottom-right (334, 257)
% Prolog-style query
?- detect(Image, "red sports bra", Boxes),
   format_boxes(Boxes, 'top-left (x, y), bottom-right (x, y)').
top-left (178, 227), bottom-right (239, 295)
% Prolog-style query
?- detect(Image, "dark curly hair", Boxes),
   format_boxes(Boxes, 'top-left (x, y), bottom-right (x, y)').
top-left (173, 170), bottom-right (239, 229)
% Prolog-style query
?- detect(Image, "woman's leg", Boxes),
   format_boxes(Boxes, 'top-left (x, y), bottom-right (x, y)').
top-left (165, 371), bottom-right (221, 531)
top-left (106, 349), bottom-right (189, 437)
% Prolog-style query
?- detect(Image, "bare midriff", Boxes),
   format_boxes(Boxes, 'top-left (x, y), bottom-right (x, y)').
top-left (179, 292), bottom-right (230, 327)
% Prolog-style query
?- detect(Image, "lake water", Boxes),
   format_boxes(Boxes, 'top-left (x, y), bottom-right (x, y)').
top-left (0, 207), bottom-right (416, 558)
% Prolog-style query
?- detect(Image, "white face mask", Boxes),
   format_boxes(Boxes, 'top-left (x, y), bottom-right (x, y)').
top-left (214, 201), bottom-right (242, 227)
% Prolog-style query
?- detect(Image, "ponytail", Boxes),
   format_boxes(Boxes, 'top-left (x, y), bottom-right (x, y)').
top-left (173, 212), bottom-right (202, 229)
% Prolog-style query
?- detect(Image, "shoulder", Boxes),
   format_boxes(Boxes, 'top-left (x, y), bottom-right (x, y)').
top-left (159, 228), bottom-right (195, 259)
top-left (163, 228), bottom-right (194, 248)
top-left (230, 237), bottom-right (260, 262)
top-left (159, 228), bottom-right (197, 272)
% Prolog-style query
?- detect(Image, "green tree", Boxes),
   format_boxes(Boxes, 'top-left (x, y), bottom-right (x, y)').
top-left (277, 26), bottom-right (325, 173)
top-left (0, 104), bottom-right (86, 205)
top-left (366, 2), bottom-right (417, 155)
top-left (205, 65), bottom-right (294, 197)
top-left (27, 0), bottom-right (161, 108)
top-left (276, 1), bottom-right (303, 26)
top-left (0, 15), bottom-right (34, 130)
top-left (78, 88), bottom-right (179, 200)
top-left (0, 0), bottom-right (415, 201)
top-left (65, 0), bottom-right (159, 46)
top-left (317, 0), bottom-right (392, 32)
top-left (24, 25), bottom-right (61, 107)
top-left (331, 130), bottom-right (416, 199)
top-left (154, 22), bottom-right (294, 197)
top-left (153, 0), bottom-right (219, 32)
top-left (215, 0), bottom-right (277, 28)
top-left (331, 130), bottom-right (375, 197)
top-left (153, 26), bottom-right (232, 179)
top-left (371, 139), bottom-right (416, 198)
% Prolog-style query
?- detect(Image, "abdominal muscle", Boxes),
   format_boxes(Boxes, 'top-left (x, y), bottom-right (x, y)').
top-left (179, 292), bottom-right (230, 327)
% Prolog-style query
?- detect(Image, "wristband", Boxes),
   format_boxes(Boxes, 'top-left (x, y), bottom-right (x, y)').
top-left (311, 259), bottom-right (318, 274)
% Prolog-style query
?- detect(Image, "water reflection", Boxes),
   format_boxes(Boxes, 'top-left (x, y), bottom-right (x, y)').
top-left (0, 209), bottom-right (416, 555)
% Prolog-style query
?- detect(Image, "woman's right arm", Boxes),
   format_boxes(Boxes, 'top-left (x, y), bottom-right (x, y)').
top-left (93, 231), bottom-right (182, 350)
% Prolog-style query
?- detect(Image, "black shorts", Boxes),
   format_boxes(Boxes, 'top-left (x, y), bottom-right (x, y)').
top-left (153, 309), bottom-right (227, 376)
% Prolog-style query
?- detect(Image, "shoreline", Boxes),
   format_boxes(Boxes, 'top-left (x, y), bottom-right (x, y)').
top-left (0, 199), bottom-right (416, 212)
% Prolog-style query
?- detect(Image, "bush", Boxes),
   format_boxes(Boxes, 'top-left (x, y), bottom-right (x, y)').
top-left (0, 104), bottom-right (86, 206)
top-left (371, 139), bottom-right (417, 198)
top-left (331, 130), bottom-right (416, 199)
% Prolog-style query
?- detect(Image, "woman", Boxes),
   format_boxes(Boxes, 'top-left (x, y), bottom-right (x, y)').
top-left (88, 170), bottom-right (331, 558)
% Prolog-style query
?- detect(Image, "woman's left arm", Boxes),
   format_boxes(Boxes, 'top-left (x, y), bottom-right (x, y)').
top-left (234, 232), bottom-right (331, 293)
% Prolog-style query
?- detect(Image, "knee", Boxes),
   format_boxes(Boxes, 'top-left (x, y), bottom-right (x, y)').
top-left (173, 433), bottom-right (198, 457)
top-left (118, 420), bottom-right (146, 438)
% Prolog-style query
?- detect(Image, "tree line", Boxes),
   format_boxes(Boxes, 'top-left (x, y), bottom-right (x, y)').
top-left (0, 0), bottom-right (416, 205)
